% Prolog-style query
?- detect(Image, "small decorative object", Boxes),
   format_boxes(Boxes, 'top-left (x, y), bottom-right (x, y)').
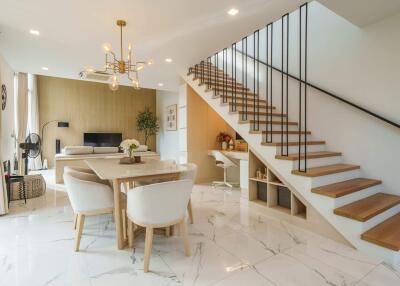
top-left (165, 104), bottom-right (177, 131)
top-left (256, 168), bottom-right (263, 179)
top-left (263, 167), bottom-right (268, 180)
top-left (228, 139), bottom-right (234, 150)
top-left (137, 107), bottom-right (160, 145)
top-left (1, 84), bottom-right (7, 110)
top-left (216, 132), bottom-right (232, 150)
top-left (134, 155), bottom-right (141, 163)
top-left (120, 139), bottom-right (140, 164)
top-left (234, 140), bottom-right (248, 152)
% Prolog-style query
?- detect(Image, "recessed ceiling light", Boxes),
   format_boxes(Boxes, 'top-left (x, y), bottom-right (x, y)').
top-left (41, 66), bottom-right (49, 71)
top-left (158, 83), bottom-right (164, 87)
top-left (30, 29), bottom-right (40, 36)
top-left (228, 8), bottom-right (239, 16)
top-left (165, 58), bottom-right (173, 63)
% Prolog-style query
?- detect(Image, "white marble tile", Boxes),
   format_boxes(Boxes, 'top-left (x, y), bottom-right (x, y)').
top-left (0, 184), bottom-right (398, 286)
top-left (357, 263), bottom-right (400, 286)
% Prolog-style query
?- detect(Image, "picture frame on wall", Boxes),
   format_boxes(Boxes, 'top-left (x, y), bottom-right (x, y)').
top-left (166, 104), bottom-right (177, 131)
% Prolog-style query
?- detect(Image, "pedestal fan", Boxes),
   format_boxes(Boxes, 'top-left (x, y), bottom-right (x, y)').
top-left (19, 133), bottom-right (42, 175)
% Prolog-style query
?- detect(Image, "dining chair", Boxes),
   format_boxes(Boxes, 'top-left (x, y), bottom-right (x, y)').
top-left (179, 163), bottom-right (198, 224)
top-left (64, 171), bottom-right (114, 251)
top-left (126, 179), bottom-right (192, 273)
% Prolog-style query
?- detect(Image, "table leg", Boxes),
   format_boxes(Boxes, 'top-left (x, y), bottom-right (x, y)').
top-left (113, 179), bottom-right (126, 249)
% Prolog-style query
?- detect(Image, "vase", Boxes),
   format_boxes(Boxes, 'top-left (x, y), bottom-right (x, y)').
top-left (221, 141), bottom-right (228, 150)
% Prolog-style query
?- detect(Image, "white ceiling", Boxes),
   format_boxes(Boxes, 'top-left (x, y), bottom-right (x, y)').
top-left (0, 0), bottom-right (303, 91)
top-left (318, 0), bottom-right (400, 27)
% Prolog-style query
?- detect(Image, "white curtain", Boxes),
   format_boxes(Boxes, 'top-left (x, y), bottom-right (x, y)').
top-left (27, 74), bottom-right (42, 170)
top-left (16, 72), bottom-right (28, 175)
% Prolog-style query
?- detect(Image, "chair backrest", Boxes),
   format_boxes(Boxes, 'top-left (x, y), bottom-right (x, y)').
top-left (64, 171), bottom-right (113, 213)
top-left (127, 179), bottom-right (193, 226)
top-left (210, 151), bottom-right (236, 168)
top-left (179, 163), bottom-right (198, 182)
top-left (64, 166), bottom-right (108, 185)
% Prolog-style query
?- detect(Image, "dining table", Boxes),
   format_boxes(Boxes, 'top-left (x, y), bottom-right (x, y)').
top-left (85, 157), bottom-right (189, 249)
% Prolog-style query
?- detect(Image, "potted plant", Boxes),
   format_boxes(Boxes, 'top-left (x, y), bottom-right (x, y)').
top-left (216, 132), bottom-right (232, 150)
top-left (136, 107), bottom-right (159, 149)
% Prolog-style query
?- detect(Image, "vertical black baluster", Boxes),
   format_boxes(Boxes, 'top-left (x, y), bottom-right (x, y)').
top-left (270, 24), bottom-right (273, 141)
top-left (208, 57), bottom-right (211, 90)
top-left (231, 43), bottom-right (235, 111)
top-left (242, 38), bottom-right (245, 121)
top-left (225, 48), bottom-right (228, 104)
top-left (214, 53), bottom-right (217, 97)
top-left (305, 3), bottom-right (308, 171)
top-left (266, 25), bottom-right (269, 143)
top-left (253, 31), bottom-right (256, 129)
top-left (222, 49), bottom-right (225, 103)
top-left (201, 60), bottom-right (204, 84)
top-left (234, 43), bottom-right (237, 112)
top-left (298, 6), bottom-right (302, 172)
top-left (257, 30), bottom-right (260, 131)
top-left (281, 16), bottom-right (284, 155)
top-left (286, 14), bottom-right (289, 157)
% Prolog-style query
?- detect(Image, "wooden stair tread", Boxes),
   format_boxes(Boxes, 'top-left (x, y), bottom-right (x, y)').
top-left (251, 130), bottom-right (311, 135)
top-left (361, 213), bottom-right (400, 251)
top-left (334, 193), bottom-right (400, 222)
top-left (217, 96), bottom-right (266, 103)
top-left (292, 164), bottom-right (359, 177)
top-left (249, 119), bottom-right (298, 125)
top-left (276, 151), bottom-right (340, 161)
top-left (237, 110), bottom-right (286, 117)
top-left (229, 102), bottom-right (276, 110)
top-left (312, 178), bottom-right (381, 198)
top-left (263, 141), bottom-right (325, 147)
top-left (264, 130), bottom-right (311, 135)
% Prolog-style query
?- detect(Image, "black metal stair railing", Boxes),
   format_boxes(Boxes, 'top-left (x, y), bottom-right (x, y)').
top-left (189, 3), bottom-right (310, 172)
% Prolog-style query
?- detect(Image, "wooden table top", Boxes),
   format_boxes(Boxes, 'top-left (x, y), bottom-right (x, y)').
top-left (85, 158), bottom-right (188, 180)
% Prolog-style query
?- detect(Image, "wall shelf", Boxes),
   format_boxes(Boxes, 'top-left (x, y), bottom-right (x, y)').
top-left (248, 149), bottom-right (307, 219)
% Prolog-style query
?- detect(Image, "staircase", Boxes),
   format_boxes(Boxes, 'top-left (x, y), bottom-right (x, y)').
top-left (183, 61), bottom-right (400, 266)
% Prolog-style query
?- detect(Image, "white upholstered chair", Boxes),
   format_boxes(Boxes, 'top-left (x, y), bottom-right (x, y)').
top-left (210, 151), bottom-right (238, 189)
top-left (64, 171), bottom-right (114, 251)
top-left (179, 163), bottom-right (198, 224)
top-left (126, 180), bottom-right (192, 272)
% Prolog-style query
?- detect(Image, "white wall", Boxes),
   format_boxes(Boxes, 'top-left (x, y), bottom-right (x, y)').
top-left (156, 89), bottom-right (180, 161)
top-left (0, 53), bottom-right (15, 166)
top-left (208, 2), bottom-right (400, 195)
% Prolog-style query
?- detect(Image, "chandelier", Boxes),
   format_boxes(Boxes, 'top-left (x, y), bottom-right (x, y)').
top-left (85, 19), bottom-right (152, 91)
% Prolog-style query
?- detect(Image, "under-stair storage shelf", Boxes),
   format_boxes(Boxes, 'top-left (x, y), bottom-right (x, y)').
top-left (248, 150), bottom-right (307, 219)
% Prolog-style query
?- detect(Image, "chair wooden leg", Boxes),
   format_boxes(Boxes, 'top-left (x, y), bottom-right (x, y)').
top-left (74, 214), bottom-right (85, 252)
top-left (143, 227), bottom-right (154, 273)
top-left (122, 209), bottom-right (127, 240)
top-left (165, 226), bottom-right (170, 237)
top-left (73, 213), bottom-right (78, 230)
top-left (187, 199), bottom-right (194, 224)
top-left (127, 219), bottom-right (134, 248)
top-left (180, 220), bottom-right (190, 256)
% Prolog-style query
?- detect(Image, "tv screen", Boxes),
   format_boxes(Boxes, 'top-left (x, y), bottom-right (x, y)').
top-left (84, 133), bottom-right (122, 147)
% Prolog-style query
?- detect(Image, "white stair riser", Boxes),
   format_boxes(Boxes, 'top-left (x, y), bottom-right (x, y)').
top-left (333, 185), bottom-right (382, 208)
top-left (288, 156), bottom-right (342, 169)
top-left (277, 144), bottom-right (326, 155)
top-left (244, 123), bottom-right (300, 132)
top-left (311, 169), bottom-right (361, 188)
top-left (361, 204), bottom-right (400, 232)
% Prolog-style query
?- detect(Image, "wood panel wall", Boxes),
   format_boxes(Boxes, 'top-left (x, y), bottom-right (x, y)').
top-left (38, 76), bottom-right (156, 167)
top-left (186, 85), bottom-right (235, 183)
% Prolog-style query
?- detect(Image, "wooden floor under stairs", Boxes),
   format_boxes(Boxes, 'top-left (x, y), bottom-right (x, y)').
top-left (189, 63), bottom-right (400, 254)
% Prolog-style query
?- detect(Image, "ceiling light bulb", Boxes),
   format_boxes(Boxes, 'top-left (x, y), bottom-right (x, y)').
top-left (136, 64), bottom-right (144, 71)
top-left (228, 8), bottom-right (239, 16)
top-left (109, 76), bottom-right (119, 91)
top-left (103, 43), bottom-right (112, 53)
top-left (128, 43), bottom-right (132, 51)
top-left (147, 60), bottom-right (154, 65)
top-left (41, 66), bottom-right (49, 71)
top-left (86, 68), bottom-right (95, 73)
top-left (132, 79), bottom-right (140, 90)
top-left (165, 58), bottom-right (173, 63)
top-left (158, 83), bottom-right (164, 87)
top-left (30, 29), bottom-right (40, 35)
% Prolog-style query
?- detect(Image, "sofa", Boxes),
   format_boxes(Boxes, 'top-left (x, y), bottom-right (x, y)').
top-left (55, 146), bottom-right (160, 183)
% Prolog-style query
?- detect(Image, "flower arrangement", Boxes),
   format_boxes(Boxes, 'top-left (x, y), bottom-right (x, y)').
top-left (120, 139), bottom-right (140, 158)
top-left (216, 132), bottom-right (231, 143)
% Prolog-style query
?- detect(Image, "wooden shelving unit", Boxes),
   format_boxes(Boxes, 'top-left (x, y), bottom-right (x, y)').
top-left (248, 150), bottom-right (307, 220)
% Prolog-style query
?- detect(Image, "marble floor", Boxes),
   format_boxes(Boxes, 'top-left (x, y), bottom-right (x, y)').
top-left (0, 185), bottom-right (399, 286)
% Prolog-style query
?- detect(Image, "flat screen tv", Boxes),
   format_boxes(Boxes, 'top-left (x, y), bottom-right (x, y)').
top-left (84, 133), bottom-right (122, 147)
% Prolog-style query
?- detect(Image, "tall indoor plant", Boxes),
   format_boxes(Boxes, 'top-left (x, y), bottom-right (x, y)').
top-left (136, 107), bottom-right (159, 146)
